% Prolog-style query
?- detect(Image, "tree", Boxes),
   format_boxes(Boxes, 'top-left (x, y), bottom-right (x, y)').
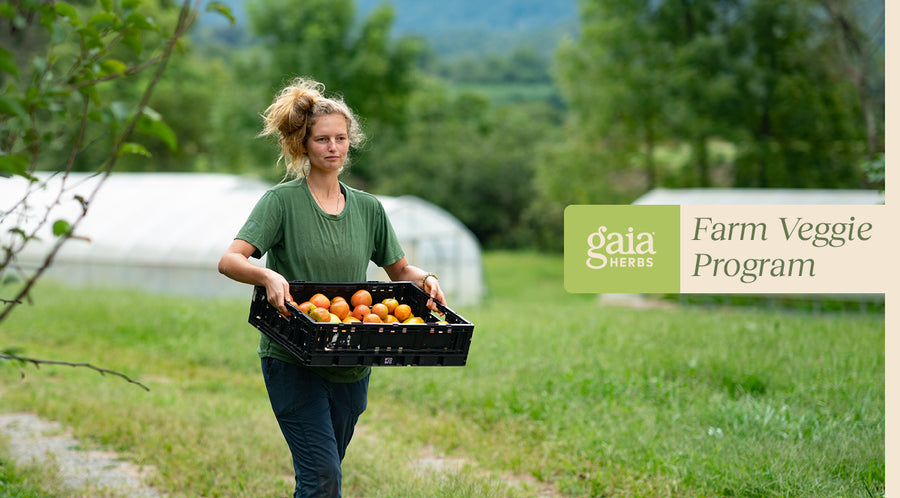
top-left (1, 0), bottom-right (231, 385)
top-left (247, 0), bottom-right (422, 183)
top-left (651, 0), bottom-right (742, 188)
top-left (111, 40), bottom-right (233, 172)
top-left (817, 0), bottom-right (884, 159)
top-left (552, 1), bottom-right (675, 203)
top-left (727, 0), bottom-right (869, 187)
top-left (369, 79), bottom-right (557, 249)
top-left (438, 46), bottom-right (553, 84)
top-left (547, 0), bottom-right (878, 203)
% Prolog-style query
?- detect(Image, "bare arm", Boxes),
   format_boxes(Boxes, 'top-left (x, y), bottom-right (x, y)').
top-left (383, 256), bottom-right (446, 311)
top-left (218, 239), bottom-right (292, 316)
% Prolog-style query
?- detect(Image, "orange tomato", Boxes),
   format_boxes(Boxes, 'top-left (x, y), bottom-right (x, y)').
top-left (351, 304), bottom-right (370, 321)
top-left (309, 307), bottom-right (331, 322)
top-left (381, 297), bottom-right (399, 314)
top-left (351, 289), bottom-right (373, 308)
top-left (393, 303), bottom-right (412, 322)
top-left (371, 303), bottom-right (389, 321)
top-left (309, 293), bottom-right (331, 310)
top-left (330, 300), bottom-right (351, 320)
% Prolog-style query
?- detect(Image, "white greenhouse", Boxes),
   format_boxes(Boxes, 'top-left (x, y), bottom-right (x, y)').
top-left (632, 187), bottom-right (885, 205)
top-left (1, 172), bottom-right (485, 306)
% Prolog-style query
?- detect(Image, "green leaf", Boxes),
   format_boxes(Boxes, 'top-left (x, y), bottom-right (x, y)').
top-left (118, 142), bottom-right (151, 157)
top-left (53, 1), bottom-right (78, 20)
top-left (0, 3), bottom-right (15, 18)
top-left (205, 1), bottom-right (235, 24)
top-left (77, 25), bottom-right (103, 50)
top-left (0, 95), bottom-right (25, 118)
top-left (30, 56), bottom-right (47, 74)
top-left (77, 84), bottom-right (101, 105)
top-left (50, 22), bottom-right (68, 43)
top-left (6, 228), bottom-right (29, 243)
top-left (74, 194), bottom-right (88, 214)
top-left (125, 11), bottom-right (155, 30)
top-left (87, 11), bottom-right (116, 28)
top-left (122, 29), bottom-right (142, 54)
top-left (109, 101), bottom-right (130, 122)
top-left (39, 4), bottom-right (58, 29)
top-left (100, 59), bottom-right (128, 76)
top-left (137, 111), bottom-right (177, 151)
top-left (141, 106), bottom-right (162, 122)
top-left (52, 219), bottom-right (71, 237)
top-left (122, 0), bottom-right (142, 9)
top-left (0, 47), bottom-right (17, 77)
top-left (0, 154), bottom-right (29, 177)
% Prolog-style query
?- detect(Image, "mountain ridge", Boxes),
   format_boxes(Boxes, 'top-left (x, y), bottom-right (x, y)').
top-left (196, 0), bottom-right (579, 57)
top-left (355, 0), bottom-right (577, 32)
top-left (355, 0), bottom-right (578, 56)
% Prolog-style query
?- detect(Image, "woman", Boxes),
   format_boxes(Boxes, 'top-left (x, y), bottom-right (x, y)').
top-left (218, 77), bottom-right (445, 497)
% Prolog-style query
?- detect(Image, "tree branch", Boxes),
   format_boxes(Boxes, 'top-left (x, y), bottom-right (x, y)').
top-left (1, 352), bottom-right (150, 391)
top-left (0, 0), bottom-right (201, 324)
top-left (1, 0), bottom-right (203, 394)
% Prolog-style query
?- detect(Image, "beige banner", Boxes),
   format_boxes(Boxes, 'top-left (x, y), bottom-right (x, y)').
top-left (680, 205), bottom-right (888, 293)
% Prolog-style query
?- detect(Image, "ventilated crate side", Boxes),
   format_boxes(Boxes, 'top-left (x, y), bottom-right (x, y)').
top-left (248, 281), bottom-right (474, 367)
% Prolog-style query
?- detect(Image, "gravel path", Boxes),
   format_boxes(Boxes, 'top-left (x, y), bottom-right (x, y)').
top-left (0, 412), bottom-right (166, 497)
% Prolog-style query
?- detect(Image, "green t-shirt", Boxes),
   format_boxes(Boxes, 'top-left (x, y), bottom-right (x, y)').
top-left (236, 178), bottom-right (405, 382)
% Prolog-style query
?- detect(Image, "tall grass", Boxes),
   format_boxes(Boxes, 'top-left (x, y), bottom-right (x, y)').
top-left (0, 251), bottom-right (884, 497)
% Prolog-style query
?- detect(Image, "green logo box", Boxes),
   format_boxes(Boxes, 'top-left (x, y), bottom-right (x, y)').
top-left (564, 205), bottom-right (680, 293)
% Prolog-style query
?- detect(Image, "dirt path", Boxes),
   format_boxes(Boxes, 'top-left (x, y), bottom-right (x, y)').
top-left (410, 443), bottom-right (561, 497)
top-left (0, 412), bottom-right (165, 498)
top-left (353, 423), bottom-right (562, 497)
top-left (1, 412), bottom-right (561, 497)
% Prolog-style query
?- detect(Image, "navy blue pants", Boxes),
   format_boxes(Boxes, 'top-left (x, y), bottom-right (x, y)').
top-left (261, 358), bottom-right (369, 498)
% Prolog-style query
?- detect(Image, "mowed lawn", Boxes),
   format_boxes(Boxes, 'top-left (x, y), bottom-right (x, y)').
top-left (0, 251), bottom-right (885, 497)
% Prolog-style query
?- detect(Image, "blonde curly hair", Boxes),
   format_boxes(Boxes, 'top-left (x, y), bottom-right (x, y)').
top-left (259, 77), bottom-right (365, 179)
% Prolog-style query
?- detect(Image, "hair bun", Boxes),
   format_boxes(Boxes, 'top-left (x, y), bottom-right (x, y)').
top-left (293, 87), bottom-right (320, 110)
top-left (277, 86), bottom-right (319, 135)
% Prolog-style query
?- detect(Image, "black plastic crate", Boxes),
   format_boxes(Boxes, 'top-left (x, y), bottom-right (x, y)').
top-left (248, 281), bottom-right (474, 367)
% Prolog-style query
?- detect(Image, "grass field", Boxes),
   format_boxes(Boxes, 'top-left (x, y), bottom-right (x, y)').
top-left (0, 251), bottom-right (885, 497)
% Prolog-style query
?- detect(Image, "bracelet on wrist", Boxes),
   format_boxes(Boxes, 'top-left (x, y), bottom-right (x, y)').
top-left (423, 272), bottom-right (438, 289)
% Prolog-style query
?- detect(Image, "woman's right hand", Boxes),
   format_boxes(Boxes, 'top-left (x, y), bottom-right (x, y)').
top-left (219, 239), bottom-right (292, 315)
top-left (263, 269), bottom-right (293, 316)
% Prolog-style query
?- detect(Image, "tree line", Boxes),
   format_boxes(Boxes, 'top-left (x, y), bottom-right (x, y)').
top-left (2, 0), bottom-right (885, 252)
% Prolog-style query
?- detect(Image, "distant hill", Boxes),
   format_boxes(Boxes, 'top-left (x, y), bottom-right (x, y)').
top-left (356, 0), bottom-right (577, 32)
top-left (356, 0), bottom-right (579, 57)
top-left (195, 0), bottom-right (579, 58)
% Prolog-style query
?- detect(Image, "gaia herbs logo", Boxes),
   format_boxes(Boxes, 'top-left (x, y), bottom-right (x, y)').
top-left (565, 205), bottom-right (679, 294)
top-left (585, 226), bottom-right (656, 269)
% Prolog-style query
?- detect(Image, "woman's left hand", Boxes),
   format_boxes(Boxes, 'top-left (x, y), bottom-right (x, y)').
top-left (423, 274), bottom-right (446, 312)
top-left (383, 257), bottom-right (447, 312)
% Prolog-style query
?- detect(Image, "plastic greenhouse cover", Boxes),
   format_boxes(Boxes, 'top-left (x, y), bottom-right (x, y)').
top-left (1, 172), bottom-right (484, 304)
